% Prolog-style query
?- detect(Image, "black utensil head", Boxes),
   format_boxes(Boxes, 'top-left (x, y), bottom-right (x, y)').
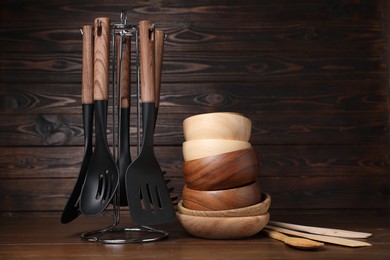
top-left (80, 100), bottom-right (119, 216)
top-left (125, 102), bottom-right (175, 225)
top-left (61, 104), bottom-right (94, 224)
top-left (80, 151), bottom-right (119, 215)
top-left (125, 154), bottom-right (175, 226)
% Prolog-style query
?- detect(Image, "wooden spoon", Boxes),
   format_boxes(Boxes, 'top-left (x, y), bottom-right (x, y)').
top-left (263, 229), bottom-right (324, 250)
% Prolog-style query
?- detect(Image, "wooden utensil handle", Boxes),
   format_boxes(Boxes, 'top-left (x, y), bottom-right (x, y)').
top-left (263, 229), bottom-right (287, 241)
top-left (268, 221), bottom-right (372, 239)
top-left (154, 29), bottom-right (164, 108)
top-left (139, 20), bottom-right (155, 103)
top-left (116, 35), bottom-right (131, 108)
top-left (93, 17), bottom-right (110, 101)
top-left (82, 25), bottom-right (94, 105)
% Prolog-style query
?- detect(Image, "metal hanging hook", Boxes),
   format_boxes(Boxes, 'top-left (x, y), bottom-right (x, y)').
top-left (149, 22), bottom-right (156, 32)
top-left (120, 10), bottom-right (127, 25)
top-left (96, 19), bottom-right (102, 36)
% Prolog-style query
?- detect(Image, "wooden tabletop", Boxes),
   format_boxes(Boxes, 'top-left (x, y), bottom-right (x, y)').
top-left (0, 213), bottom-right (389, 259)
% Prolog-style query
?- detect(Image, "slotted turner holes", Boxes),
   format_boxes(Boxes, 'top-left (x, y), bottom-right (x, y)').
top-left (146, 184), bottom-right (155, 212)
top-left (155, 186), bottom-right (163, 209)
top-left (101, 169), bottom-right (110, 204)
top-left (95, 172), bottom-right (104, 200)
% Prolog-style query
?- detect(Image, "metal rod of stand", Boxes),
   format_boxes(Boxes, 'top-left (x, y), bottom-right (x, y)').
top-left (135, 27), bottom-right (141, 154)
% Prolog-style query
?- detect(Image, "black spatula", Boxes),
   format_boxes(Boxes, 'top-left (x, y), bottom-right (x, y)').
top-left (116, 35), bottom-right (132, 206)
top-left (80, 17), bottom-right (119, 216)
top-left (61, 25), bottom-right (94, 223)
top-left (154, 29), bottom-right (178, 205)
top-left (125, 20), bottom-right (175, 225)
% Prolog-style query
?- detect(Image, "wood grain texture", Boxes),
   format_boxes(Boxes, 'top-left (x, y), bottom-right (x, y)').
top-left (116, 35), bottom-right (131, 108)
top-left (182, 147), bottom-right (259, 190)
top-left (93, 17), bottom-right (110, 100)
top-left (1, 80), bottom-right (387, 114)
top-left (0, 145), bottom-right (388, 213)
top-left (0, 175), bottom-right (388, 212)
top-left (0, 51), bottom-right (385, 84)
top-left (0, 215), bottom-right (388, 259)
top-left (0, 112), bottom-right (387, 146)
top-left (81, 25), bottom-right (93, 104)
top-left (182, 181), bottom-right (262, 211)
top-left (139, 20), bottom-right (156, 103)
top-left (1, 145), bottom-right (389, 179)
top-left (0, 0), bottom-right (389, 216)
top-left (155, 29), bottom-right (165, 108)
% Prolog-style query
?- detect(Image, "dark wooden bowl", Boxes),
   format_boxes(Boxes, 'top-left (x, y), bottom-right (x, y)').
top-left (182, 147), bottom-right (259, 190)
top-left (182, 180), bottom-right (262, 211)
top-left (178, 192), bottom-right (271, 217)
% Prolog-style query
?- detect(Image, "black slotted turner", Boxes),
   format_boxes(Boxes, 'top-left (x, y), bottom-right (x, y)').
top-left (125, 20), bottom-right (175, 225)
top-left (80, 17), bottom-right (119, 216)
top-left (116, 34), bottom-right (132, 206)
top-left (155, 29), bottom-right (179, 205)
top-left (61, 25), bottom-right (94, 223)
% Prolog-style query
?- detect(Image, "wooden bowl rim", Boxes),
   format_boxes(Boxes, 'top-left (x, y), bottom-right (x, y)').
top-left (178, 192), bottom-right (271, 217)
top-left (182, 139), bottom-right (252, 161)
top-left (176, 211), bottom-right (270, 239)
top-left (183, 146), bottom-right (256, 164)
top-left (183, 112), bottom-right (249, 126)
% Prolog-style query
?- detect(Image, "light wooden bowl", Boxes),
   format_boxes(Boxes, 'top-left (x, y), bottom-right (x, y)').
top-left (176, 212), bottom-right (270, 239)
top-left (183, 112), bottom-right (252, 141)
top-left (183, 147), bottom-right (259, 190)
top-left (182, 139), bottom-right (251, 161)
top-left (182, 181), bottom-right (262, 211)
top-left (178, 192), bottom-right (271, 217)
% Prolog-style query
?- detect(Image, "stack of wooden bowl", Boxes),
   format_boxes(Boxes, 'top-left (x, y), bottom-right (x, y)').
top-left (177, 112), bottom-right (271, 239)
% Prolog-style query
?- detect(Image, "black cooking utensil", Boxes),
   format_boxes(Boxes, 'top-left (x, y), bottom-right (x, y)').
top-left (154, 29), bottom-right (164, 127)
top-left (125, 20), bottom-right (175, 225)
top-left (154, 29), bottom-right (178, 204)
top-left (61, 25), bottom-right (94, 223)
top-left (116, 35), bottom-right (132, 206)
top-left (80, 17), bottom-right (119, 216)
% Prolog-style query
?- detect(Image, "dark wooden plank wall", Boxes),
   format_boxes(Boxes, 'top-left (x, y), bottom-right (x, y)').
top-left (0, 0), bottom-right (389, 216)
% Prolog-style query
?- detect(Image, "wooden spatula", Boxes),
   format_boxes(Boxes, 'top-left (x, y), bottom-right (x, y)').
top-left (265, 225), bottom-right (372, 247)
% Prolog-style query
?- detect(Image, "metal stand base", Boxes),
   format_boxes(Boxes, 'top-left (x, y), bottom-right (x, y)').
top-left (81, 226), bottom-right (169, 244)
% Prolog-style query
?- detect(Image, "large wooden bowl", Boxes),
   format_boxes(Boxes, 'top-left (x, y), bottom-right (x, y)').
top-left (183, 112), bottom-right (252, 141)
top-left (182, 181), bottom-right (262, 211)
top-left (176, 212), bottom-right (270, 239)
top-left (178, 192), bottom-right (271, 217)
top-left (182, 139), bottom-right (251, 161)
top-left (183, 147), bottom-right (259, 190)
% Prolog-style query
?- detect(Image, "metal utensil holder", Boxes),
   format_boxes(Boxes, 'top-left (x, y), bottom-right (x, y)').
top-left (80, 10), bottom-right (169, 244)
